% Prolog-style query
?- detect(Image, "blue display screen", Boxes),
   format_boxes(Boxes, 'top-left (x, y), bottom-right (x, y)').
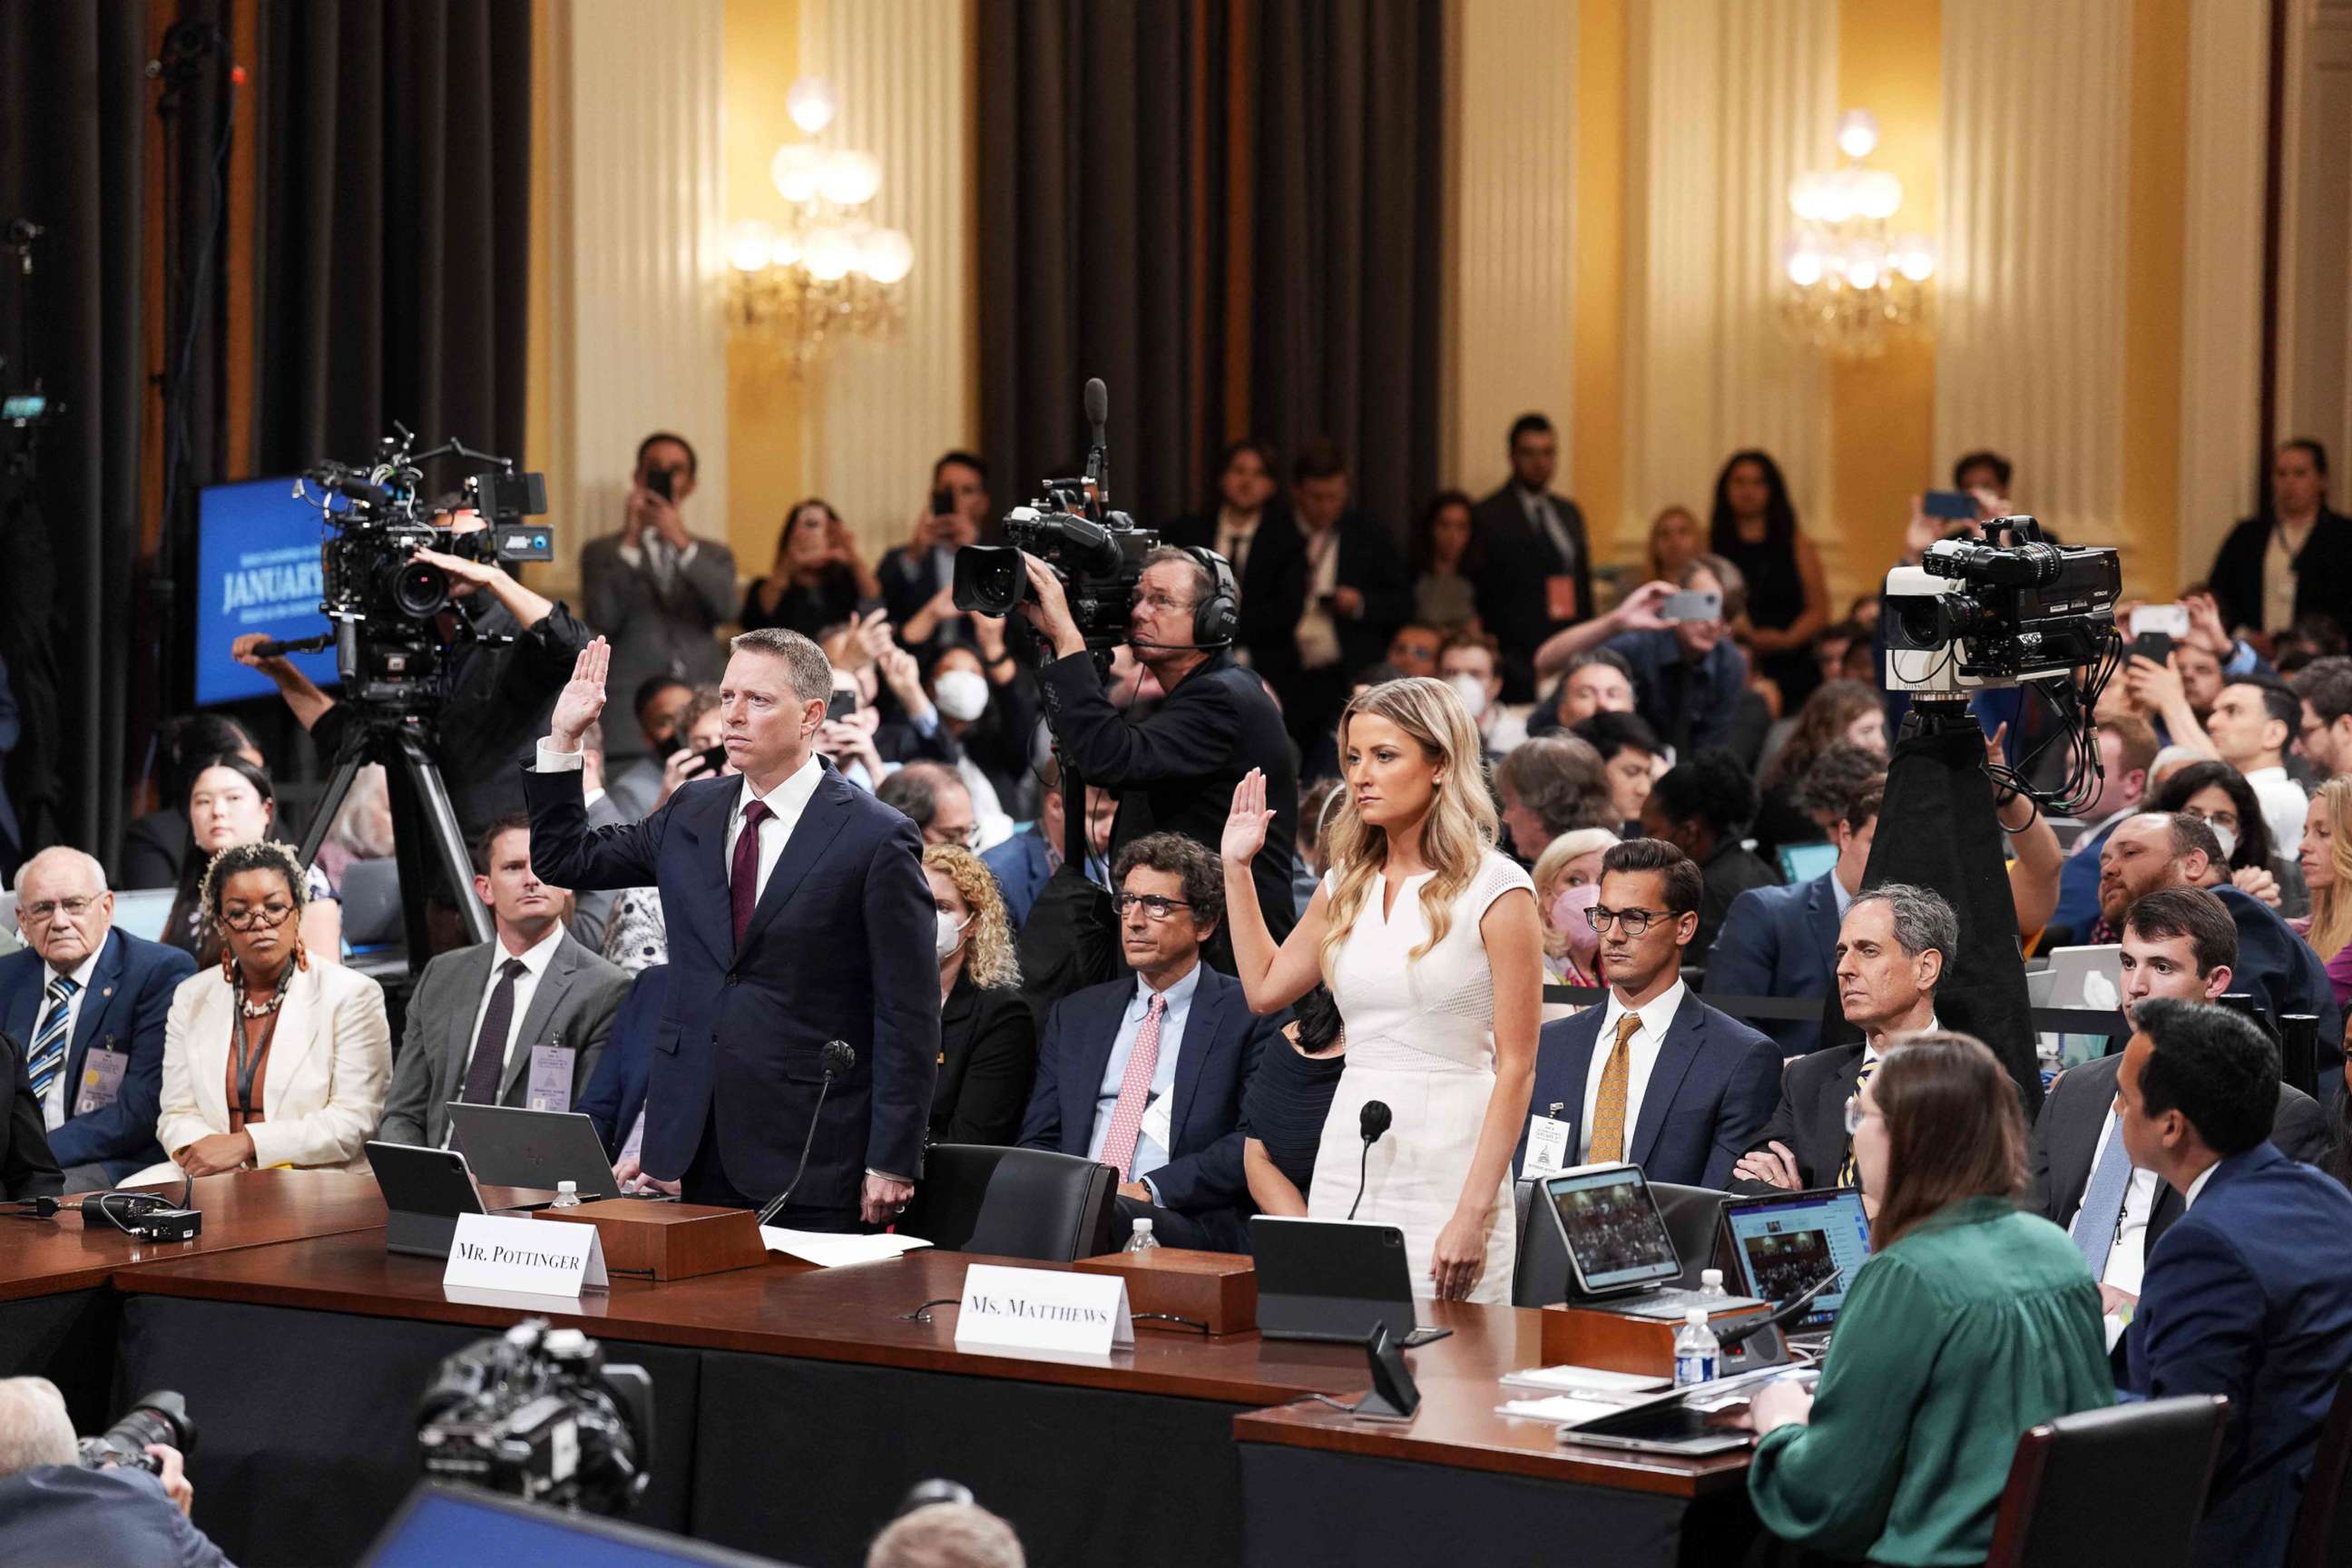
top-left (195, 477), bottom-right (342, 707)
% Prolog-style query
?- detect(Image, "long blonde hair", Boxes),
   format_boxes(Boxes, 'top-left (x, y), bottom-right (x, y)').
top-left (1320, 677), bottom-right (1499, 971)
top-left (2304, 777), bottom-right (2352, 963)
top-left (922, 844), bottom-right (1022, 990)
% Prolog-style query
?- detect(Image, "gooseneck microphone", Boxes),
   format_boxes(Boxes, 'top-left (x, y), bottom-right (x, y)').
top-left (756, 1041), bottom-right (857, 1226)
top-left (1715, 1267), bottom-right (1842, 1352)
top-left (1347, 1101), bottom-right (1392, 1222)
top-left (1083, 377), bottom-right (1111, 502)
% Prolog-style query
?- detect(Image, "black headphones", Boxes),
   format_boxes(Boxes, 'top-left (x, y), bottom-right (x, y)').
top-left (1183, 546), bottom-right (1240, 650)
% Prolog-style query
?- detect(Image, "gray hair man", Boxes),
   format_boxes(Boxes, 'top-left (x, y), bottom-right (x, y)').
top-left (0, 1377), bottom-right (225, 1563)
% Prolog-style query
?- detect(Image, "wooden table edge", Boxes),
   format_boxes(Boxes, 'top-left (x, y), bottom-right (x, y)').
top-left (1230, 1405), bottom-right (1752, 1498)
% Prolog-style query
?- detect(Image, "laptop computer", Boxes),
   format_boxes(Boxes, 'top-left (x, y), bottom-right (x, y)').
top-left (365, 1142), bottom-right (491, 1258)
top-left (1539, 1164), bottom-right (1761, 1319)
top-left (1776, 841), bottom-right (1838, 885)
top-left (445, 1102), bottom-right (623, 1200)
top-left (1249, 1216), bottom-right (1452, 1347)
top-left (1719, 1187), bottom-right (1873, 1351)
top-left (2039, 943), bottom-right (2123, 1067)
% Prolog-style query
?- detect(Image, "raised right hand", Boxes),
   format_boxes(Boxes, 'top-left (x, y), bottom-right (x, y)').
top-left (1612, 579), bottom-right (1677, 632)
top-left (550, 638), bottom-right (611, 750)
top-left (1222, 769), bottom-right (1278, 867)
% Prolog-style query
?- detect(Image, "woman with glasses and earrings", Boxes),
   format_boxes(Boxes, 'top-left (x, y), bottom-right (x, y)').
top-left (1741, 1033), bottom-right (2112, 1565)
top-left (922, 844), bottom-right (1035, 1146)
top-left (131, 842), bottom-right (390, 1185)
top-left (160, 756), bottom-right (340, 970)
top-left (1222, 676), bottom-right (1543, 1303)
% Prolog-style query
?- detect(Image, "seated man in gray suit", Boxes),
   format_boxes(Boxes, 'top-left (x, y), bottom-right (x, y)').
top-left (2028, 887), bottom-right (2328, 1318)
top-left (379, 814), bottom-right (633, 1147)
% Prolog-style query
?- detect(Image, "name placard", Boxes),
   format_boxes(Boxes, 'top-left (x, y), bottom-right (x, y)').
top-left (954, 1262), bottom-right (1133, 1356)
top-left (444, 1212), bottom-right (609, 1298)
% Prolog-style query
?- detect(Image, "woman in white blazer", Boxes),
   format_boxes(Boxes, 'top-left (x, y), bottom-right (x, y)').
top-left (136, 841), bottom-right (389, 1185)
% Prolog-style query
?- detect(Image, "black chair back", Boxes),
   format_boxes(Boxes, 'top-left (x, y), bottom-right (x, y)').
top-left (2289, 1367), bottom-right (2352, 1568)
top-left (1651, 1182), bottom-right (1729, 1290)
top-left (897, 1144), bottom-right (1117, 1263)
top-left (1984, 1395), bottom-right (2228, 1568)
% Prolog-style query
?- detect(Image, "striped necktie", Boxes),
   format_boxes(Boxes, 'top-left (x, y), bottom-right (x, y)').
top-left (24, 975), bottom-right (80, 1105)
top-left (1838, 1055), bottom-right (1878, 1190)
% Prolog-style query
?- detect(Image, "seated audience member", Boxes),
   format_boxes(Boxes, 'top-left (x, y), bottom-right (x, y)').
top-left (1527, 648), bottom-right (1639, 738)
top-left (924, 845), bottom-right (1035, 1147)
top-left (2097, 812), bottom-right (2340, 1045)
top-left (1733, 883), bottom-right (1955, 1193)
top-left (1518, 839), bottom-right (1779, 1187)
top-left (1570, 710), bottom-right (1662, 835)
top-left (140, 842), bottom-right (391, 1183)
top-left (2050, 715), bottom-right (2159, 941)
top-left (1706, 780), bottom-right (1881, 1056)
top-left (1385, 622), bottom-right (1444, 681)
top-left (866, 1498), bottom-right (1024, 1568)
top-left (2122, 997), bottom-right (2352, 1568)
top-left (2154, 759), bottom-right (2296, 911)
top-left (160, 758), bottom-right (339, 970)
top-left (2152, 670), bottom-right (2312, 851)
top-left (981, 757), bottom-right (1113, 929)
top-left (377, 817), bottom-right (631, 1150)
top-left (2030, 889), bottom-right (2326, 1328)
top-left (1533, 828), bottom-right (1617, 992)
top-left (879, 763), bottom-right (980, 849)
top-left (1241, 985), bottom-right (1347, 1218)
top-left (1749, 680), bottom-right (1886, 862)
top-left (310, 762), bottom-right (396, 891)
top-left (2298, 775), bottom-right (2352, 1003)
top-left (1530, 562), bottom-right (1757, 761)
top-left (2, 1024), bottom-right (61, 1200)
top-left (931, 614), bottom-right (1041, 824)
top-left (0, 1377), bottom-right (229, 1567)
top-left (581, 965), bottom-right (663, 1184)
top-left (117, 712), bottom-right (264, 891)
top-left (1, 848), bottom-right (197, 1188)
top-left (1494, 735), bottom-right (1613, 867)
top-left (2291, 654), bottom-right (2352, 776)
top-left (1640, 749), bottom-right (1778, 959)
top-left (604, 675), bottom-right (694, 820)
top-left (1409, 490), bottom-right (1481, 632)
top-left (740, 497), bottom-right (879, 639)
top-left (1744, 1034), bottom-right (2112, 1566)
top-left (1438, 632), bottom-right (1527, 759)
top-left (1017, 834), bottom-right (1279, 1250)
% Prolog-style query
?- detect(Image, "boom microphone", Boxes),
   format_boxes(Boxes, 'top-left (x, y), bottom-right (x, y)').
top-left (755, 1041), bottom-right (857, 1226)
top-left (1347, 1101), bottom-right (1391, 1221)
top-left (1083, 377), bottom-right (1111, 502)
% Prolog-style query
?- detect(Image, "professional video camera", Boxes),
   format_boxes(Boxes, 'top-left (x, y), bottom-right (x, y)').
top-left (416, 1319), bottom-right (653, 1516)
top-left (76, 1391), bottom-right (196, 1475)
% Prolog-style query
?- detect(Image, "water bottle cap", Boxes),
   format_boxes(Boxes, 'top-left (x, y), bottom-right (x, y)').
top-left (557, 1180), bottom-right (577, 1193)
top-left (1132, 1218), bottom-right (1152, 1233)
top-left (1700, 1269), bottom-right (1722, 1288)
top-left (1685, 1308), bottom-right (1709, 1325)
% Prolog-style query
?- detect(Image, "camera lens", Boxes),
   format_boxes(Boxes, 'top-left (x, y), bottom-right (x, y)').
top-left (950, 546), bottom-right (1027, 616)
top-left (391, 560), bottom-right (451, 619)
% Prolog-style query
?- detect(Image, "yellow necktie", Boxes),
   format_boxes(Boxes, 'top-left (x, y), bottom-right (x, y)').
top-left (1588, 1013), bottom-right (1643, 1163)
top-left (1838, 1056), bottom-right (1878, 1190)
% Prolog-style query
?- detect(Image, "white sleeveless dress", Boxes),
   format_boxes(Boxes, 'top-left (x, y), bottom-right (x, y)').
top-left (1308, 850), bottom-right (1534, 1305)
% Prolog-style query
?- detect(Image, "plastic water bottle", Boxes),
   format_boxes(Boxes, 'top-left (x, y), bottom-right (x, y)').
top-left (1673, 1308), bottom-right (1720, 1387)
top-left (1698, 1268), bottom-right (1728, 1302)
top-left (1124, 1217), bottom-right (1160, 1255)
top-left (552, 1180), bottom-right (582, 1210)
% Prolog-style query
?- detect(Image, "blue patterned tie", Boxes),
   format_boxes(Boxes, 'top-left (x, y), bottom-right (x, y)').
top-left (24, 975), bottom-right (78, 1105)
top-left (2070, 1121), bottom-right (2136, 1276)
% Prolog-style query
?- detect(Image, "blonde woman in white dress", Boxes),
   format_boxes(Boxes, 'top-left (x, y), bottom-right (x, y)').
top-left (1222, 676), bottom-right (1542, 1303)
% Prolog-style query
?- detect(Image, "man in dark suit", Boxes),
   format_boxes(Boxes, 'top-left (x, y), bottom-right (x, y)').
top-left (1519, 838), bottom-right (1779, 1187)
top-left (1733, 883), bottom-right (1955, 1193)
top-left (1471, 413), bottom-right (1593, 701)
top-left (1234, 439), bottom-right (1412, 757)
top-left (2031, 889), bottom-right (2328, 1320)
top-left (1, 1028), bottom-right (61, 1200)
top-left (980, 755), bottom-right (1112, 929)
top-left (2122, 996), bottom-right (2352, 1568)
top-left (0, 848), bottom-right (196, 1188)
top-left (525, 628), bottom-right (939, 1229)
top-left (1020, 544), bottom-right (1302, 946)
top-left (1705, 782), bottom-right (1881, 1055)
top-left (1018, 835), bottom-right (1279, 1250)
top-left (2204, 439), bottom-right (2352, 640)
top-left (378, 816), bottom-right (632, 1150)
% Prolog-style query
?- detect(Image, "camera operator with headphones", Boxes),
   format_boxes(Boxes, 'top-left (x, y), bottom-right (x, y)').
top-left (0, 1378), bottom-right (231, 1566)
top-left (1017, 545), bottom-right (1301, 946)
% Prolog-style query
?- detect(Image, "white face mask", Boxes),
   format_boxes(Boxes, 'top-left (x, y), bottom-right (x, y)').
top-left (1447, 672), bottom-right (1490, 720)
top-left (933, 671), bottom-right (991, 722)
top-left (935, 909), bottom-right (971, 960)
top-left (2209, 821), bottom-right (2238, 861)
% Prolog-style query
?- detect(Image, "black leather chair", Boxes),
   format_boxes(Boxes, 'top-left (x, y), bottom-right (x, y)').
top-left (2289, 1367), bottom-right (2352, 1568)
top-left (897, 1144), bottom-right (1117, 1263)
top-left (1984, 1395), bottom-right (2229, 1568)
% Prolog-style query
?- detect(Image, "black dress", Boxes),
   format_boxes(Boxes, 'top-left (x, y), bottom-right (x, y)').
top-left (1721, 534), bottom-right (1818, 710)
top-left (740, 568), bottom-right (862, 640)
top-left (1241, 1038), bottom-right (1347, 1200)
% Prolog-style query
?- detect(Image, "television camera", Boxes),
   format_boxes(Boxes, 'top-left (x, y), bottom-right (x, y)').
top-left (416, 1319), bottom-right (652, 1517)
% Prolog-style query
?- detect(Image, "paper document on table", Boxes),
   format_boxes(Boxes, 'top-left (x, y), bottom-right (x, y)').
top-left (1502, 1364), bottom-right (1672, 1398)
top-left (760, 1228), bottom-right (933, 1267)
top-left (1495, 1395), bottom-right (1625, 1424)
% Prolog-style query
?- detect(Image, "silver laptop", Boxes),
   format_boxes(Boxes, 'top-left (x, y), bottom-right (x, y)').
top-left (444, 1102), bottom-right (622, 1200)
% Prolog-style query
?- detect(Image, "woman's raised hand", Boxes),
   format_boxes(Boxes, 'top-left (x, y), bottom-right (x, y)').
top-left (1222, 769), bottom-right (1278, 866)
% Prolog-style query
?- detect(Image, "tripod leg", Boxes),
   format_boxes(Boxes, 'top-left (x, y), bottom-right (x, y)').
top-left (392, 730), bottom-right (494, 956)
top-left (297, 754), bottom-right (368, 869)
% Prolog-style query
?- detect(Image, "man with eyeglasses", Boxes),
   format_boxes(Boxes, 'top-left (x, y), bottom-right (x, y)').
top-left (1018, 833), bottom-right (1282, 1250)
top-left (876, 763), bottom-right (977, 849)
top-left (1731, 882), bottom-right (1954, 1199)
top-left (1516, 838), bottom-right (1779, 1188)
top-left (0, 848), bottom-right (195, 1190)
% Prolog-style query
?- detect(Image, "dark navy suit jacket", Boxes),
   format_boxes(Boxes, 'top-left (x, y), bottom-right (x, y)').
top-left (0, 929), bottom-right (195, 1183)
top-left (524, 759), bottom-right (938, 1211)
top-left (2127, 1142), bottom-right (2352, 1567)
top-left (981, 831), bottom-right (1053, 929)
top-left (1703, 870), bottom-right (1841, 1055)
top-left (2216, 884), bottom-right (2345, 1081)
top-left (579, 965), bottom-right (665, 1158)
top-left (1515, 989), bottom-right (1781, 1190)
top-left (1017, 964), bottom-right (1276, 1250)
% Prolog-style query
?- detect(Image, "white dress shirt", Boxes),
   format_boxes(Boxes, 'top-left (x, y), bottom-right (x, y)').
top-left (467, 923), bottom-right (568, 1081)
top-left (37, 947), bottom-right (104, 1131)
top-left (2080, 1105), bottom-right (2161, 1297)
top-left (1295, 522), bottom-right (1344, 670)
top-left (1213, 506), bottom-right (1262, 577)
top-left (2182, 1161), bottom-right (2220, 1211)
top-left (1580, 979), bottom-right (1687, 1161)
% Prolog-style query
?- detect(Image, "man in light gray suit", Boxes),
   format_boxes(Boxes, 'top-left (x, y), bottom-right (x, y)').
top-left (379, 814), bottom-right (632, 1149)
top-left (580, 433), bottom-right (737, 766)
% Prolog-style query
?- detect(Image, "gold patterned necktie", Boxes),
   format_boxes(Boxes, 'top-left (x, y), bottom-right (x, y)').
top-left (1588, 1013), bottom-right (1643, 1163)
top-left (1838, 1055), bottom-right (1878, 1190)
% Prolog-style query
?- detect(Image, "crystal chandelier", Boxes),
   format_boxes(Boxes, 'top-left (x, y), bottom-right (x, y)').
top-left (1779, 110), bottom-right (1935, 358)
top-left (726, 76), bottom-right (913, 369)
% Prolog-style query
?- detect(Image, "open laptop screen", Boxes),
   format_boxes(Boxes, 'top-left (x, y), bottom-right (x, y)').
top-left (1542, 1165), bottom-right (1680, 1292)
top-left (1721, 1188), bottom-right (1873, 1328)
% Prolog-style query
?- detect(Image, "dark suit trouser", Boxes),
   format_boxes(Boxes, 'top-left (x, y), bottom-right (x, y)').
top-left (680, 1119), bottom-right (859, 1232)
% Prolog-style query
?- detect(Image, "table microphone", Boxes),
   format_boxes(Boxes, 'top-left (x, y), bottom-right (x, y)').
top-left (1347, 1101), bottom-right (1392, 1221)
top-left (1715, 1266), bottom-right (1841, 1352)
top-left (756, 1040), bottom-right (857, 1227)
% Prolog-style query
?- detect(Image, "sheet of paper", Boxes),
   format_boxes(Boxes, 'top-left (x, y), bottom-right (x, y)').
top-left (759, 1227), bottom-right (933, 1268)
top-left (1495, 1395), bottom-right (1624, 1425)
top-left (1502, 1364), bottom-right (1672, 1397)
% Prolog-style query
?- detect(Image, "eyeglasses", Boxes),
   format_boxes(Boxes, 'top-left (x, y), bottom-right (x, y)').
top-left (1112, 892), bottom-right (1194, 922)
top-left (924, 824), bottom-right (979, 849)
top-left (1130, 591), bottom-right (1195, 615)
top-left (20, 896), bottom-right (100, 924)
top-left (1585, 905), bottom-right (1668, 936)
top-left (1843, 1095), bottom-right (1882, 1136)
top-left (220, 902), bottom-right (297, 932)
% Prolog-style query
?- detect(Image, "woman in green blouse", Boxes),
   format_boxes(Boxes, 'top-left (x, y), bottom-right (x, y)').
top-left (1743, 1032), bottom-right (2114, 1565)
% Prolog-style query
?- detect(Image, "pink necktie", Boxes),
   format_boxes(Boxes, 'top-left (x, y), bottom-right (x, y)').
top-left (1101, 994), bottom-right (1166, 1181)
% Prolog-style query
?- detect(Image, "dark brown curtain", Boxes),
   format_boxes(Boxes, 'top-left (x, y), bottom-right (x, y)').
top-left (978, 0), bottom-right (1445, 536)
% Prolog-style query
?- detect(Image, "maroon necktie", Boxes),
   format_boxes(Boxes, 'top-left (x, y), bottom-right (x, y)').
top-left (731, 799), bottom-right (770, 950)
